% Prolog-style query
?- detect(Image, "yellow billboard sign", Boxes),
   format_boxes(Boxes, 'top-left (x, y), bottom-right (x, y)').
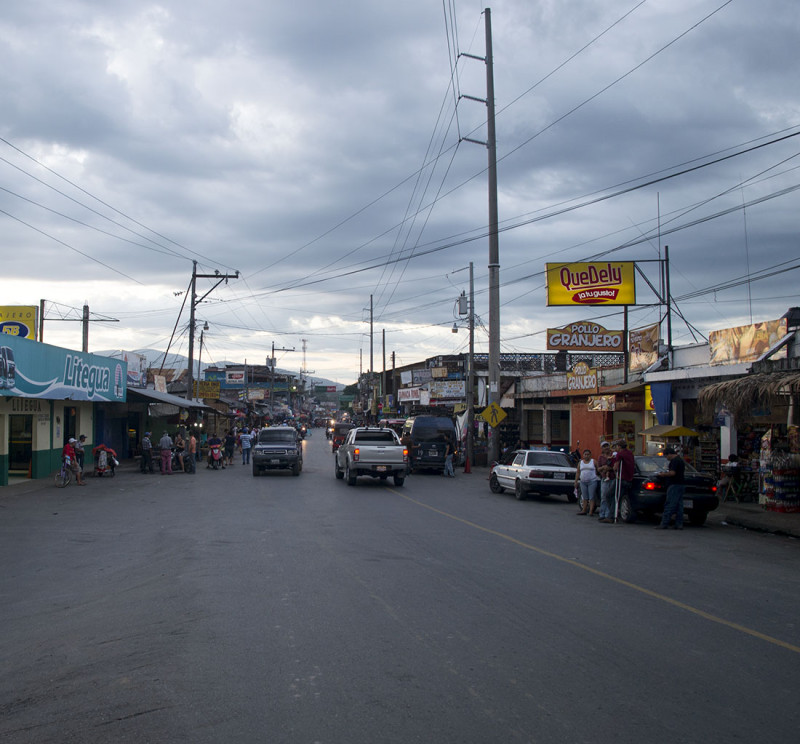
top-left (0, 306), bottom-right (37, 339)
top-left (546, 262), bottom-right (636, 306)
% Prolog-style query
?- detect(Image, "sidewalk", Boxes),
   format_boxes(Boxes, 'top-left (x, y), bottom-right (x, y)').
top-left (709, 500), bottom-right (800, 539)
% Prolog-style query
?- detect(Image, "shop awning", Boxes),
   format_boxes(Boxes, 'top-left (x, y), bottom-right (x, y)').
top-left (127, 388), bottom-right (212, 410)
top-left (639, 424), bottom-right (699, 437)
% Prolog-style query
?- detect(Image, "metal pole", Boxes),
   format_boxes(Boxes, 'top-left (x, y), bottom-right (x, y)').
top-left (270, 341), bottom-right (275, 418)
top-left (466, 262), bottom-right (475, 472)
top-left (665, 245), bottom-right (673, 368)
top-left (186, 261), bottom-right (197, 400)
top-left (485, 8), bottom-right (501, 462)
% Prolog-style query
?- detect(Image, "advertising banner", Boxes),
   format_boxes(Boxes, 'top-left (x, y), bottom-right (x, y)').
top-left (120, 351), bottom-right (148, 388)
top-left (397, 387), bottom-right (421, 402)
top-left (588, 395), bottom-right (615, 411)
top-left (0, 333), bottom-right (126, 402)
top-left (0, 305), bottom-right (38, 340)
top-left (709, 318), bottom-right (787, 365)
top-left (226, 370), bottom-right (245, 385)
top-left (430, 380), bottom-right (466, 399)
top-left (566, 361), bottom-right (598, 395)
top-left (628, 323), bottom-right (660, 372)
top-left (546, 262), bottom-right (636, 306)
top-left (193, 380), bottom-right (221, 398)
top-left (547, 321), bottom-right (623, 352)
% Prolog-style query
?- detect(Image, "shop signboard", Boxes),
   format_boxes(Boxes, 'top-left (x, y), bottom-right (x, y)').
top-left (120, 350), bottom-right (148, 388)
top-left (0, 333), bottom-right (126, 402)
top-left (547, 321), bottom-right (623, 352)
top-left (629, 323), bottom-right (660, 371)
top-left (193, 380), bottom-right (222, 398)
top-left (226, 370), bottom-right (245, 385)
top-left (709, 318), bottom-right (787, 365)
top-left (546, 262), bottom-right (636, 306)
top-left (412, 368), bottom-right (433, 385)
top-left (0, 305), bottom-right (38, 340)
top-left (566, 362), bottom-right (598, 395)
top-left (588, 395), bottom-right (615, 411)
top-left (397, 387), bottom-right (421, 402)
top-left (430, 380), bottom-right (465, 399)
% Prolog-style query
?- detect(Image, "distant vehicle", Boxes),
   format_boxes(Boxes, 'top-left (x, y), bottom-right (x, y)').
top-left (331, 422), bottom-right (355, 452)
top-left (0, 346), bottom-right (16, 390)
top-left (490, 449), bottom-right (577, 501)
top-left (621, 455), bottom-right (719, 526)
top-left (334, 427), bottom-right (408, 487)
top-left (401, 415), bottom-right (457, 474)
top-left (253, 427), bottom-right (303, 476)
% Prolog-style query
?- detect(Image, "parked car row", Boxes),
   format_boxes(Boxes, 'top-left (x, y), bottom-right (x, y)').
top-left (490, 449), bottom-right (719, 526)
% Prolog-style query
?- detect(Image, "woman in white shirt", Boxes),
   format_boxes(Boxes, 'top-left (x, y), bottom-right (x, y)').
top-left (574, 448), bottom-right (600, 516)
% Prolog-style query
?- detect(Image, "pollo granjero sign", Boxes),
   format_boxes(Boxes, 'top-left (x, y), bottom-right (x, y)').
top-left (547, 321), bottom-right (623, 352)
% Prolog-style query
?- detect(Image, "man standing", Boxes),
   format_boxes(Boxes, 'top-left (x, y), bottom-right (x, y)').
top-left (140, 432), bottom-right (154, 473)
top-left (240, 427), bottom-right (252, 465)
top-left (74, 434), bottom-right (87, 472)
top-left (657, 447), bottom-right (686, 530)
top-left (187, 432), bottom-right (197, 474)
top-left (159, 430), bottom-right (173, 474)
top-left (597, 441), bottom-right (616, 523)
top-left (613, 439), bottom-right (635, 517)
top-left (62, 438), bottom-right (86, 486)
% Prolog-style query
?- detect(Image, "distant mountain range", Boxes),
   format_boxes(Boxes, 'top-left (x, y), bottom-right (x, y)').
top-left (97, 348), bottom-right (344, 390)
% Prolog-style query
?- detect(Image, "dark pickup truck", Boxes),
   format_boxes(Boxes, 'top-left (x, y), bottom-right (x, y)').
top-left (252, 427), bottom-right (303, 476)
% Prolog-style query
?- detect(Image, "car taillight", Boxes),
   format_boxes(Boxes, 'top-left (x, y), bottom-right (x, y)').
top-left (403, 448), bottom-right (408, 462)
top-left (644, 481), bottom-right (660, 491)
top-left (711, 485), bottom-right (717, 493)
top-left (353, 448), bottom-right (360, 462)
top-left (527, 470), bottom-right (545, 478)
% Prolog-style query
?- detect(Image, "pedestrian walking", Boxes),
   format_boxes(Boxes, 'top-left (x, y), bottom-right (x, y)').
top-left (224, 429), bottom-right (236, 466)
top-left (656, 447), bottom-right (686, 530)
top-left (443, 435), bottom-right (455, 477)
top-left (575, 449), bottom-right (599, 515)
top-left (240, 427), bottom-right (252, 465)
top-left (159, 431), bottom-right (173, 474)
top-left (140, 432), bottom-right (154, 473)
top-left (186, 432), bottom-right (197, 474)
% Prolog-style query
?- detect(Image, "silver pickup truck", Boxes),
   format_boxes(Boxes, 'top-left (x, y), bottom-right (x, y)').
top-left (334, 427), bottom-right (408, 487)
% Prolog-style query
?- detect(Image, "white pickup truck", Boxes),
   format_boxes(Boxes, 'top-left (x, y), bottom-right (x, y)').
top-left (334, 427), bottom-right (408, 487)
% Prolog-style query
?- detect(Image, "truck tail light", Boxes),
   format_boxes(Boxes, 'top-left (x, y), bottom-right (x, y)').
top-left (353, 448), bottom-right (360, 462)
top-left (403, 448), bottom-right (408, 463)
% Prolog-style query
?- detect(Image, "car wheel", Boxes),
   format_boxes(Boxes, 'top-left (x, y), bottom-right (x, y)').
top-left (393, 475), bottom-right (405, 487)
top-left (252, 465), bottom-right (259, 476)
top-left (566, 489), bottom-right (578, 504)
top-left (292, 462), bottom-right (300, 476)
top-left (489, 473), bottom-right (504, 494)
top-left (618, 493), bottom-right (637, 523)
top-left (346, 463), bottom-right (357, 486)
top-left (334, 458), bottom-right (344, 479)
top-left (688, 509), bottom-right (708, 527)
top-left (514, 479), bottom-right (527, 501)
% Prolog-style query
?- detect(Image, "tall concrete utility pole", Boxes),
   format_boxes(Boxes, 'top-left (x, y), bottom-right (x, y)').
top-left (186, 261), bottom-right (239, 400)
top-left (461, 8), bottom-right (501, 462)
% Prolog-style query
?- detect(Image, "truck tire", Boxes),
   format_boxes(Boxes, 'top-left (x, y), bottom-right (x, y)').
top-left (346, 463), bottom-right (357, 486)
top-left (334, 457), bottom-right (344, 479)
top-left (292, 462), bottom-right (300, 476)
top-left (393, 474), bottom-right (405, 487)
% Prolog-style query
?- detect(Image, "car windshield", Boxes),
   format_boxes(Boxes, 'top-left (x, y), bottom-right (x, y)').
top-left (258, 430), bottom-right (296, 443)
top-left (526, 451), bottom-right (572, 468)
top-left (635, 455), bottom-right (698, 474)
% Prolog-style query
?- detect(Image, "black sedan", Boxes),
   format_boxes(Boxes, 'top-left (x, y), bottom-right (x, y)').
top-left (617, 455), bottom-right (719, 526)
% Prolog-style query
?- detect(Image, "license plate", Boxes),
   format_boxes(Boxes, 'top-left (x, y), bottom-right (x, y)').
top-left (428, 450), bottom-right (437, 457)
top-left (376, 465), bottom-right (387, 472)
top-left (270, 459), bottom-right (280, 465)
top-left (684, 498), bottom-right (693, 508)
top-left (553, 472), bottom-right (565, 479)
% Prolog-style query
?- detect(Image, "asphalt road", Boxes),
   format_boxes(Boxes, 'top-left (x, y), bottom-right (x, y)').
top-left (1, 432), bottom-right (799, 743)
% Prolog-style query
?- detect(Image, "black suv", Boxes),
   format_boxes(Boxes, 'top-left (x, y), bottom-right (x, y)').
top-left (252, 427), bottom-right (303, 476)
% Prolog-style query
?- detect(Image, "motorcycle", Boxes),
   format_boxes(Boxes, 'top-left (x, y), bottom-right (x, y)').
top-left (208, 443), bottom-right (223, 469)
top-left (299, 425), bottom-right (308, 440)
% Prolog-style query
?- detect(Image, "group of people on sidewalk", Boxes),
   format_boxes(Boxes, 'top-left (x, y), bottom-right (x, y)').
top-left (140, 430), bottom-right (198, 475)
top-left (205, 427), bottom-right (256, 469)
top-left (573, 439), bottom-right (686, 528)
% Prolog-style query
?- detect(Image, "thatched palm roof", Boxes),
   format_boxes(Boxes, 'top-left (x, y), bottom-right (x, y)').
top-left (698, 371), bottom-right (800, 418)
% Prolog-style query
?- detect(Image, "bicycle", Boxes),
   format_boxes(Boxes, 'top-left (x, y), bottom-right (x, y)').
top-left (54, 457), bottom-right (72, 488)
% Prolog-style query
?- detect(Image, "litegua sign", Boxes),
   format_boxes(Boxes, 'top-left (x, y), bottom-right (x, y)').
top-left (546, 262), bottom-right (636, 306)
top-left (0, 333), bottom-right (126, 402)
top-left (547, 321), bottom-right (623, 351)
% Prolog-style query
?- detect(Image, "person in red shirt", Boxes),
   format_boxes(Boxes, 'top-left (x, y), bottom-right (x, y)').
top-left (62, 438), bottom-right (86, 485)
top-left (613, 439), bottom-right (635, 507)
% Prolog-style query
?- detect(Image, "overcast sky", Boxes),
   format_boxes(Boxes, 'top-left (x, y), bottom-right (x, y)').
top-left (2, 0), bottom-right (798, 383)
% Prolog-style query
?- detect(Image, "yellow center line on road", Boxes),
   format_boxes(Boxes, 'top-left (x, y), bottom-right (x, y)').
top-left (389, 489), bottom-right (800, 655)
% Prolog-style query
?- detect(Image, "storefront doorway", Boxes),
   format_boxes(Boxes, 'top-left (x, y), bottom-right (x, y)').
top-left (9, 415), bottom-right (32, 475)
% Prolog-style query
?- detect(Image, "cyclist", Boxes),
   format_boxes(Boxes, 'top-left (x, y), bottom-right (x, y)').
top-left (62, 438), bottom-right (86, 486)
